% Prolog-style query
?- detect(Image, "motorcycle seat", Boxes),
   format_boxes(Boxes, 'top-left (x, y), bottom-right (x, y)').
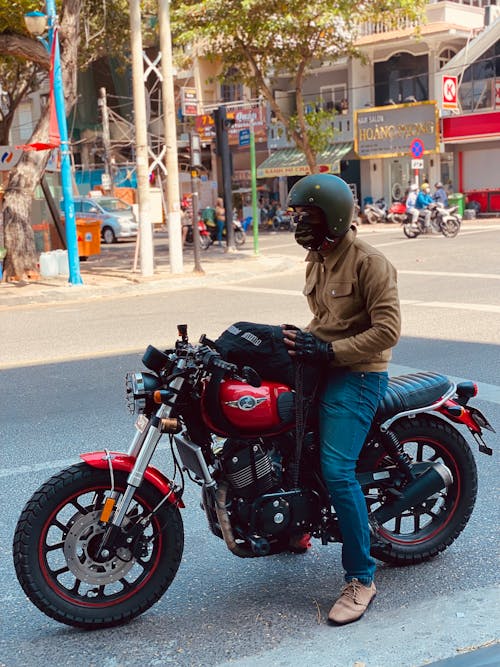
top-left (376, 372), bottom-right (453, 421)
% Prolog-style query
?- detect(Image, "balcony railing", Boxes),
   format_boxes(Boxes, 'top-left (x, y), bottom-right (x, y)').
top-left (268, 112), bottom-right (354, 150)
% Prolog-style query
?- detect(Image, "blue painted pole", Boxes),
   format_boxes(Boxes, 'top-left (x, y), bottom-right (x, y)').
top-left (46, 0), bottom-right (82, 285)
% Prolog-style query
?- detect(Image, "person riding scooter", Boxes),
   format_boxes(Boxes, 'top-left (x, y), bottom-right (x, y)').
top-left (416, 183), bottom-right (433, 230)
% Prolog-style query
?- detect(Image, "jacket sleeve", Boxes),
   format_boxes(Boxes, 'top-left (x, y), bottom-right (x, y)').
top-left (332, 254), bottom-right (401, 365)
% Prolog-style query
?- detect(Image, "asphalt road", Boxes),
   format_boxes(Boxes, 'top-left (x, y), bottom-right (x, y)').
top-left (0, 225), bottom-right (499, 667)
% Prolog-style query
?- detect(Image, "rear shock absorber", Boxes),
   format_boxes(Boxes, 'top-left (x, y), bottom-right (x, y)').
top-left (381, 428), bottom-right (414, 482)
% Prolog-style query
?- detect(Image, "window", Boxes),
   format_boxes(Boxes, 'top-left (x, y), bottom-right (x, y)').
top-left (320, 85), bottom-right (348, 112)
top-left (220, 68), bottom-right (243, 102)
top-left (439, 48), bottom-right (457, 69)
top-left (374, 52), bottom-right (429, 106)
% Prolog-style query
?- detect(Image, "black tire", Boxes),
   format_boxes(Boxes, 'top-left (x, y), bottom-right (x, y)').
top-left (441, 218), bottom-right (460, 238)
top-left (365, 211), bottom-right (378, 225)
top-left (403, 223), bottom-right (419, 238)
top-left (13, 463), bottom-right (184, 629)
top-left (272, 216), bottom-right (281, 231)
top-left (102, 226), bottom-right (116, 244)
top-left (369, 416), bottom-right (477, 565)
top-left (234, 229), bottom-right (246, 246)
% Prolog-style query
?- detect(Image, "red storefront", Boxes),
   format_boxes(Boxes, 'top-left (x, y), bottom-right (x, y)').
top-left (442, 111), bottom-right (500, 215)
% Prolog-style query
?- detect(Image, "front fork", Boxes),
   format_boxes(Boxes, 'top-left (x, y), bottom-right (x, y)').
top-left (98, 374), bottom-right (185, 554)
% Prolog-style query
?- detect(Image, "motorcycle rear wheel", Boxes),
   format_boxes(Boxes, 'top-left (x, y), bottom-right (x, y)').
top-left (365, 211), bottom-right (378, 225)
top-left (13, 463), bottom-right (184, 629)
top-left (440, 218), bottom-right (460, 238)
top-left (369, 416), bottom-right (477, 565)
top-left (234, 229), bottom-right (246, 246)
top-left (403, 223), bottom-right (420, 238)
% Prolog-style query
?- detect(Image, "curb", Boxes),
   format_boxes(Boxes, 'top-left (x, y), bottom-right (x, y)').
top-left (0, 252), bottom-right (300, 309)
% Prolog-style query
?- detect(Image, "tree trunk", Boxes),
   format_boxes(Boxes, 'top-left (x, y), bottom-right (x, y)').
top-left (1, 0), bottom-right (80, 281)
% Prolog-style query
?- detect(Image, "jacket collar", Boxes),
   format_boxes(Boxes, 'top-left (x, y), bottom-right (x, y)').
top-left (305, 225), bottom-right (357, 269)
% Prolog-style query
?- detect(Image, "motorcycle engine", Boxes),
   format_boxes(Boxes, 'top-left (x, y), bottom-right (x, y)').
top-left (220, 439), bottom-right (274, 500)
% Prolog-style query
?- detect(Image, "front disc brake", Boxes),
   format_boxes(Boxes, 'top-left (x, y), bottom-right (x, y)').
top-left (63, 510), bottom-right (135, 584)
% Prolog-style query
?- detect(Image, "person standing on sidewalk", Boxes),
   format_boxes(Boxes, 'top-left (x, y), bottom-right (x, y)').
top-left (215, 197), bottom-right (225, 247)
top-left (283, 173), bottom-right (401, 626)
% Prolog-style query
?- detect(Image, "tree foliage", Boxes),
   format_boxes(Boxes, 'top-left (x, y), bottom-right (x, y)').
top-left (171, 0), bottom-right (425, 170)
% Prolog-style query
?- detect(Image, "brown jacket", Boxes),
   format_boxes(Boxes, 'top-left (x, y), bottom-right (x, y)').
top-left (304, 226), bottom-right (401, 372)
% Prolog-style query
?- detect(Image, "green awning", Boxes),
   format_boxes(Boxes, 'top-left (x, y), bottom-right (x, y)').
top-left (257, 142), bottom-right (353, 178)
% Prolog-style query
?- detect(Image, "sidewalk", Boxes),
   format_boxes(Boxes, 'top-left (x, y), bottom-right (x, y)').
top-left (1, 218), bottom-right (498, 309)
top-left (0, 234), bottom-right (300, 309)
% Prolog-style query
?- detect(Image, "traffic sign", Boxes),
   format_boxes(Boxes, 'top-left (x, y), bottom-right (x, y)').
top-left (411, 159), bottom-right (424, 170)
top-left (410, 138), bottom-right (425, 158)
top-left (239, 129), bottom-right (251, 146)
top-left (442, 75), bottom-right (458, 110)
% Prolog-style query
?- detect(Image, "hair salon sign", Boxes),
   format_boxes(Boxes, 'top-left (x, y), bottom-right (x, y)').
top-left (354, 101), bottom-right (439, 159)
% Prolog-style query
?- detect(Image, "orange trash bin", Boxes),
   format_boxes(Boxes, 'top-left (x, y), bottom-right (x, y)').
top-left (76, 219), bottom-right (101, 258)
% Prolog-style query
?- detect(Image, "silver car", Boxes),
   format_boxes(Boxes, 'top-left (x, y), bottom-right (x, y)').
top-left (73, 196), bottom-right (138, 244)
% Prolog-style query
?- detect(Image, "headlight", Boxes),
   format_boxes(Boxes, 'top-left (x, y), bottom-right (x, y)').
top-left (125, 371), bottom-right (162, 414)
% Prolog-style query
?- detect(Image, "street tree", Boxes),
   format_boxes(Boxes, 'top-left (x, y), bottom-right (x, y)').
top-left (171, 0), bottom-right (424, 171)
top-left (0, 0), bottom-right (155, 280)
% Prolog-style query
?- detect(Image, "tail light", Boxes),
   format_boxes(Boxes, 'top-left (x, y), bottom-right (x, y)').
top-left (455, 381), bottom-right (478, 405)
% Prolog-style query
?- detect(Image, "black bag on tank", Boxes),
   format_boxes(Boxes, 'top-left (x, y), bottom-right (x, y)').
top-left (214, 321), bottom-right (319, 395)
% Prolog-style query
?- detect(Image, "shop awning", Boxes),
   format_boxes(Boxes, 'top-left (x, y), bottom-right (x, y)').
top-left (257, 142), bottom-right (353, 178)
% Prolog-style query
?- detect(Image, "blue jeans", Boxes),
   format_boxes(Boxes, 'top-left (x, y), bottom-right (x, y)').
top-left (319, 369), bottom-right (388, 585)
top-left (216, 219), bottom-right (224, 243)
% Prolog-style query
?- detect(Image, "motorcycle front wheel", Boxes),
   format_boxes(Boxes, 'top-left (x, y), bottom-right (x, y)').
top-left (13, 463), bottom-right (184, 629)
top-left (369, 415), bottom-right (477, 565)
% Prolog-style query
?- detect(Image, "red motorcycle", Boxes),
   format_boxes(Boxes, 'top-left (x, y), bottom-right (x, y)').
top-left (13, 324), bottom-right (494, 629)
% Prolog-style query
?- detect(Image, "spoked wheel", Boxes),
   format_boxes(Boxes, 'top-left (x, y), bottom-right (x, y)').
top-left (440, 218), bottom-right (460, 238)
top-left (403, 223), bottom-right (420, 238)
top-left (13, 463), bottom-right (184, 629)
top-left (368, 416), bottom-right (477, 565)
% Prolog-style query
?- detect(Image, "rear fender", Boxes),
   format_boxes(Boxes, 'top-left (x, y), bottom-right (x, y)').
top-left (80, 451), bottom-right (184, 507)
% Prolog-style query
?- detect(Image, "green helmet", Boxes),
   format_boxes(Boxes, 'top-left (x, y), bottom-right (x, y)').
top-left (287, 173), bottom-right (354, 238)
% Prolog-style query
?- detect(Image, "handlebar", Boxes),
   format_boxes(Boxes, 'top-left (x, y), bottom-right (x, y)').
top-left (200, 348), bottom-right (261, 387)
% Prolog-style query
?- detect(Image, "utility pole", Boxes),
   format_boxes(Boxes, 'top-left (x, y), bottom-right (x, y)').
top-left (128, 0), bottom-right (154, 276)
top-left (45, 0), bottom-right (82, 284)
top-left (98, 87), bottom-right (113, 193)
top-left (158, 0), bottom-right (183, 274)
top-left (190, 132), bottom-right (203, 274)
top-left (214, 106), bottom-right (235, 251)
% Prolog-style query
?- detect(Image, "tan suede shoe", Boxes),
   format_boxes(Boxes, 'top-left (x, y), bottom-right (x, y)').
top-left (328, 579), bottom-right (376, 625)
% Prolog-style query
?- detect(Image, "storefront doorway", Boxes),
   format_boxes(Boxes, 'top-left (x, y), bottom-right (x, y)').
top-left (389, 158), bottom-right (412, 202)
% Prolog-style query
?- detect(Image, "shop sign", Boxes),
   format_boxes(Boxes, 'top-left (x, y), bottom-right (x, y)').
top-left (442, 75), bottom-right (458, 110)
top-left (227, 105), bottom-right (267, 146)
top-left (181, 87), bottom-right (198, 116)
top-left (195, 114), bottom-right (216, 143)
top-left (354, 101), bottom-right (439, 159)
top-left (0, 146), bottom-right (23, 170)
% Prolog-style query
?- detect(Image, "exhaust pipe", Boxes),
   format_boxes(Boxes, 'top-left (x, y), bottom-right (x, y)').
top-left (371, 462), bottom-right (453, 525)
top-left (214, 483), bottom-right (256, 558)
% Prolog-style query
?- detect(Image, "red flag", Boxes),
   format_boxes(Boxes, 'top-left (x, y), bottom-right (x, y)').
top-left (17, 30), bottom-right (61, 152)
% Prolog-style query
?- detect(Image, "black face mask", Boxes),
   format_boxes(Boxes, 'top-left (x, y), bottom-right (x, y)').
top-left (292, 209), bottom-right (327, 250)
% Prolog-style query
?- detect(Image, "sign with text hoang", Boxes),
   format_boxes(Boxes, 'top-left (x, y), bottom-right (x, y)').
top-left (354, 101), bottom-right (439, 159)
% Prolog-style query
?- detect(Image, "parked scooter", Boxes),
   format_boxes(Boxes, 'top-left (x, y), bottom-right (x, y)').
top-left (387, 201), bottom-right (407, 224)
top-left (271, 208), bottom-right (294, 231)
top-left (363, 197), bottom-right (388, 224)
top-left (403, 202), bottom-right (461, 239)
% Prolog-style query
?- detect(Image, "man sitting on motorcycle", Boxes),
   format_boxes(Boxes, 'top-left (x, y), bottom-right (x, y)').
top-left (433, 182), bottom-right (449, 208)
top-left (284, 174), bottom-right (401, 625)
top-left (416, 183), bottom-right (433, 230)
top-left (405, 183), bottom-right (419, 225)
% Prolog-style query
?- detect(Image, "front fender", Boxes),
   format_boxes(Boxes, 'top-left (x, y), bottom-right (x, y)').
top-left (80, 451), bottom-right (184, 508)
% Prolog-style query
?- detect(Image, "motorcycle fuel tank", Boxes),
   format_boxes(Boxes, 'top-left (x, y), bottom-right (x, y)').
top-left (201, 379), bottom-right (294, 436)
